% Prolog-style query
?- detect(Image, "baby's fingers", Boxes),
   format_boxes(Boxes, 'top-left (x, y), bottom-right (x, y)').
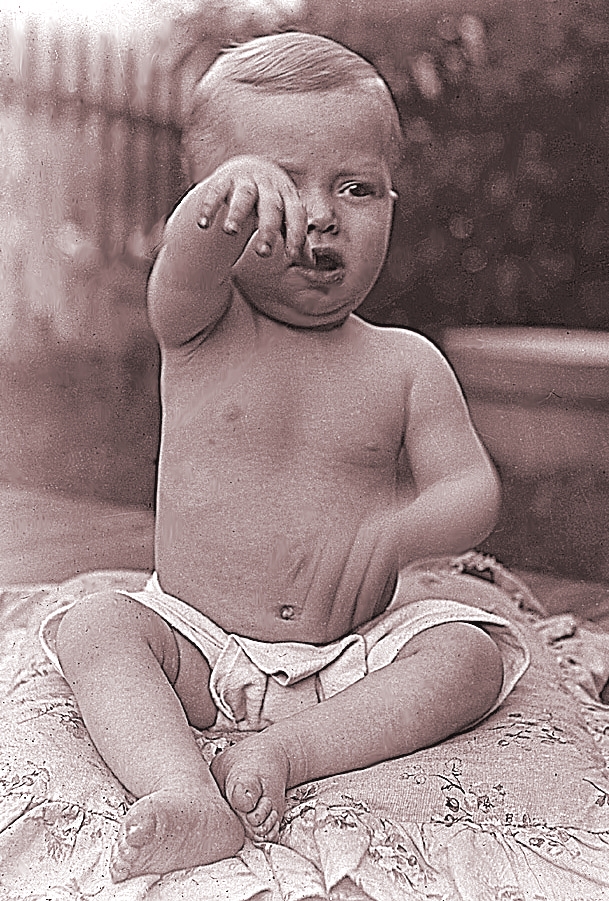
top-left (222, 182), bottom-right (260, 236)
top-left (195, 175), bottom-right (258, 234)
top-left (256, 183), bottom-right (306, 260)
top-left (194, 175), bottom-right (234, 230)
top-left (254, 187), bottom-right (288, 257)
top-left (281, 190), bottom-right (307, 261)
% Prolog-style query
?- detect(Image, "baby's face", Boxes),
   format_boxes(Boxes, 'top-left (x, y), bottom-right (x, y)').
top-left (219, 86), bottom-right (397, 328)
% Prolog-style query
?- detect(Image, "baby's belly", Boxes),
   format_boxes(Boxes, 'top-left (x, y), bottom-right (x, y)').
top-left (155, 466), bottom-right (397, 643)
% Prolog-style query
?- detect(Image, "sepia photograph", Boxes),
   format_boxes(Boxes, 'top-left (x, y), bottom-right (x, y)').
top-left (1, 0), bottom-right (609, 897)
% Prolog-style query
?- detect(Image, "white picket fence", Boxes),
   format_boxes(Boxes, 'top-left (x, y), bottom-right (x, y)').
top-left (1, 17), bottom-right (186, 257)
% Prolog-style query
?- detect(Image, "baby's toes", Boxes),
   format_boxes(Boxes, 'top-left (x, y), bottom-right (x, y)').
top-left (228, 778), bottom-right (262, 815)
top-left (252, 817), bottom-right (281, 842)
top-left (246, 795), bottom-right (273, 827)
top-left (110, 832), bottom-right (142, 882)
top-left (110, 803), bottom-right (156, 881)
top-left (249, 805), bottom-right (280, 841)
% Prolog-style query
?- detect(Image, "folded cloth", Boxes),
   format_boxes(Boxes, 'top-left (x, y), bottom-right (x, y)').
top-left (40, 571), bottom-right (529, 731)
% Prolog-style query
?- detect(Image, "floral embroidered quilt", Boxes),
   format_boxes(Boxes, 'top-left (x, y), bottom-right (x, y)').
top-left (2, 556), bottom-right (609, 900)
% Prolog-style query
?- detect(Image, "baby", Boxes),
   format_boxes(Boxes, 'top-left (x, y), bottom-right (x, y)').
top-left (43, 32), bottom-right (529, 883)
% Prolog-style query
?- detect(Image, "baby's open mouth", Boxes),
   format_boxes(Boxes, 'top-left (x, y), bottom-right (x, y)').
top-left (292, 247), bottom-right (345, 285)
top-left (310, 248), bottom-right (344, 271)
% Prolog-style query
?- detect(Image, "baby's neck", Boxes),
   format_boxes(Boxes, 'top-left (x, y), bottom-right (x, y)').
top-left (245, 295), bottom-right (358, 334)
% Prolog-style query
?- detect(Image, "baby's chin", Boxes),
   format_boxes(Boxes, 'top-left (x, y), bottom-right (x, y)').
top-left (244, 291), bottom-right (356, 330)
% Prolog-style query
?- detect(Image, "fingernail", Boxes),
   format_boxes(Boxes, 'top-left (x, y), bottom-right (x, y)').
top-left (224, 222), bottom-right (239, 235)
top-left (256, 242), bottom-right (271, 257)
top-left (197, 216), bottom-right (208, 229)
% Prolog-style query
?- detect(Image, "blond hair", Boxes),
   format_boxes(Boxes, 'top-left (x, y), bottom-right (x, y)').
top-left (182, 31), bottom-right (402, 179)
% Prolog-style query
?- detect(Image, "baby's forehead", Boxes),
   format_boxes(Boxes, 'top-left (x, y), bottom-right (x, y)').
top-left (229, 84), bottom-right (397, 157)
top-left (232, 79), bottom-right (393, 120)
top-left (186, 79), bottom-right (401, 182)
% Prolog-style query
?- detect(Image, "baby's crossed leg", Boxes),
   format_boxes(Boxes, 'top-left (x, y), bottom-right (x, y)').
top-left (55, 591), bottom-right (503, 866)
top-left (55, 592), bottom-right (244, 881)
top-left (212, 621), bottom-right (504, 840)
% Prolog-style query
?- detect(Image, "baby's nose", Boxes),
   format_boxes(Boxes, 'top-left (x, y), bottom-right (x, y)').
top-left (305, 193), bottom-right (339, 235)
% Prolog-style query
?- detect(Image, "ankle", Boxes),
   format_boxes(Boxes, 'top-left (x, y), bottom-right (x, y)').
top-left (265, 723), bottom-right (309, 789)
top-left (148, 761), bottom-right (217, 800)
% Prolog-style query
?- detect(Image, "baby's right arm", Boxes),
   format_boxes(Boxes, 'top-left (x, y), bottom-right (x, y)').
top-left (148, 156), bottom-right (306, 347)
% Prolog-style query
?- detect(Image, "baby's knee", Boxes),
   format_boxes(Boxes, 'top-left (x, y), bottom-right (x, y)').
top-left (449, 622), bottom-right (504, 716)
top-left (56, 592), bottom-right (174, 682)
top-left (398, 622), bottom-right (503, 690)
top-left (446, 621), bottom-right (504, 678)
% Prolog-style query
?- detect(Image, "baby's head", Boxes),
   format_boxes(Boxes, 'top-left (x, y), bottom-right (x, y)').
top-left (183, 31), bottom-right (402, 182)
top-left (183, 32), bottom-right (403, 328)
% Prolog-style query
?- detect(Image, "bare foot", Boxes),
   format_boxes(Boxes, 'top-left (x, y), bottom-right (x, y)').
top-left (109, 786), bottom-right (245, 882)
top-left (211, 733), bottom-right (292, 842)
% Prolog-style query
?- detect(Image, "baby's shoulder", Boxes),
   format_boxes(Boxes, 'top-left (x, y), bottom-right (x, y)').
top-left (354, 317), bottom-right (449, 375)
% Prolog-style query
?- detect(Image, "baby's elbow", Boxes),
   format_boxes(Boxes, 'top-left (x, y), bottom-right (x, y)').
top-left (467, 459), bottom-right (501, 546)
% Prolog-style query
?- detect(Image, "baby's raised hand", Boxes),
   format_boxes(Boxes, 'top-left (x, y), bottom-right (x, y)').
top-left (195, 156), bottom-right (307, 261)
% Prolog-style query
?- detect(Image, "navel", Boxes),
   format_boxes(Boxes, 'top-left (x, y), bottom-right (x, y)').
top-left (224, 402), bottom-right (245, 422)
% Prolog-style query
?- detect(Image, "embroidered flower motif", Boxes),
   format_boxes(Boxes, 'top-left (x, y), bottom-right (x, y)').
top-left (400, 764), bottom-right (427, 785)
top-left (39, 802), bottom-right (85, 862)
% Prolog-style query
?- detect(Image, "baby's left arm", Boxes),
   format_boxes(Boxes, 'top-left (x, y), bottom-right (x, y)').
top-left (331, 334), bottom-right (500, 623)
top-left (393, 332), bottom-right (501, 563)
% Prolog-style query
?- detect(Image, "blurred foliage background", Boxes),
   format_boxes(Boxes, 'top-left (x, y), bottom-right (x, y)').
top-left (1, 0), bottom-right (609, 579)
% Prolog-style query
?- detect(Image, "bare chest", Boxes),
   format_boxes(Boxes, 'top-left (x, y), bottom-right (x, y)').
top-left (161, 340), bottom-right (404, 473)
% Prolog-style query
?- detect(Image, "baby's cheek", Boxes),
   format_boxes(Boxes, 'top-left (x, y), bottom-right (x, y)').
top-left (232, 236), bottom-right (288, 298)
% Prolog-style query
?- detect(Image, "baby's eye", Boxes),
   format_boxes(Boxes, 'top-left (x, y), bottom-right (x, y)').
top-left (338, 181), bottom-right (377, 199)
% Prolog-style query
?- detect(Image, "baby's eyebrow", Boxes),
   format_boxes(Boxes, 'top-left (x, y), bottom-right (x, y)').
top-left (337, 158), bottom-right (389, 173)
top-left (334, 169), bottom-right (387, 183)
top-left (277, 160), bottom-right (387, 176)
